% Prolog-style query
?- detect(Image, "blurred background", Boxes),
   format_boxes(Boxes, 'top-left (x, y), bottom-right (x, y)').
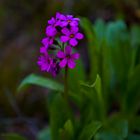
top-left (0, 0), bottom-right (140, 139)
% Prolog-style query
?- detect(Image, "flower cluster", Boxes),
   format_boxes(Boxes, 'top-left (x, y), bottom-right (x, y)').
top-left (37, 12), bottom-right (84, 76)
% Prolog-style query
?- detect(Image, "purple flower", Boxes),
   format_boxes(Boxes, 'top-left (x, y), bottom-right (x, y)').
top-left (40, 46), bottom-right (47, 54)
top-left (40, 37), bottom-right (54, 54)
top-left (46, 26), bottom-right (57, 37)
top-left (61, 15), bottom-right (80, 27)
top-left (41, 37), bottom-right (53, 48)
top-left (56, 12), bottom-right (66, 21)
top-left (60, 27), bottom-right (84, 46)
top-left (46, 13), bottom-right (66, 36)
top-left (48, 17), bottom-right (56, 25)
top-left (46, 16), bottom-right (60, 37)
top-left (37, 53), bottom-right (59, 76)
top-left (38, 12), bottom-right (84, 76)
top-left (48, 16), bottom-right (61, 27)
top-left (57, 46), bottom-right (80, 69)
top-left (37, 53), bottom-right (54, 72)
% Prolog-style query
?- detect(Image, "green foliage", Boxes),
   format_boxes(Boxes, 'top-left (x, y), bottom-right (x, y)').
top-left (127, 134), bottom-right (140, 140)
top-left (49, 94), bottom-right (73, 140)
top-left (80, 18), bottom-right (140, 140)
top-left (96, 118), bottom-right (128, 140)
top-left (18, 74), bottom-right (64, 92)
top-left (59, 119), bottom-right (74, 140)
top-left (18, 18), bottom-right (140, 140)
top-left (78, 121), bottom-right (102, 140)
top-left (123, 64), bottom-right (140, 116)
top-left (80, 75), bottom-right (105, 121)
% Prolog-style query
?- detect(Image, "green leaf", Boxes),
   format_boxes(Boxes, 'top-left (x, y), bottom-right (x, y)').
top-left (50, 94), bottom-right (73, 140)
top-left (94, 19), bottom-right (106, 47)
top-left (106, 20), bottom-right (128, 48)
top-left (37, 127), bottom-right (51, 140)
top-left (131, 25), bottom-right (140, 47)
top-left (80, 17), bottom-right (95, 46)
top-left (18, 74), bottom-right (64, 92)
top-left (2, 133), bottom-right (26, 140)
top-left (80, 17), bottom-right (98, 81)
top-left (124, 65), bottom-right (140, 116)
top-left (80, 74), bottom-right (105, 121)
top-left (95, 132), bottom-right (123, 140)
top-left (64, 119), bottom-right (74, 138)
top-left (68, 58), bottom-right (85, 93)
top-left (131, 116), bottom-right (140, 132)
top-left (127, 134), bottom-right (140, 140)
top-left (94, 75), bottom-right (102, 101)
top-left (68, 58), bottom-right (85, 107)
top-left (80, 74), bottom-right (102, 104)
top-left (59, 120), bottom-right (74, 140)
top-left (109, 119), bottom-right (128, 138)
top-left (95, 118), bottom-right (128, 140)
top-left (78, 121), bottom-right (102, 140)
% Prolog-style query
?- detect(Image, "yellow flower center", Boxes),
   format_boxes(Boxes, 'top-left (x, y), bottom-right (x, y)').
top-left (67, 20), bottom-right (71, 23)
top-left (70, 34), bottom-right (74, 38)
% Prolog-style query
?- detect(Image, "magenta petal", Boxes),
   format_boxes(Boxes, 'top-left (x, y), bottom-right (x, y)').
top-left (71, 26), bottom-right (79, 33)
top-left (65, 46), bottom-right (72, 55)
top-left (57, 51), bottom-right (66, 58)
top-left (73, 18), bottom-right (80, 21)
top-left (42, 38), bottom-right (48, 46)
top-left (71, 53), bottom-right (80, 60)
top-left (61, 28), bottom-right (70, 35)
top-left (59, 58), bottom-right (67, 68)
top-left (46, 64), bottom-right (51, 72)
top-left (59, 15), bottom-right (66, 20)
top-left (67, 15), bottom-right (73, 18)
top-left (75, 33), bottom-right (84, 39)
top-left (68, 59), bottom-right (76, 69)
top-left (48, 17), bottom-right (55, 24)
top-left (37, 57), bottom-right (42, 65)
top-left (56, 12), bottom-right (61, 18)
top-left (42, 37), bottom-right (53, 46)
top-left (69, 38), bottom-right (78, 46)
top-left (61, 21), bottom-right (68, 27)
top-left (40, 46), bottom-right (47, 53)
top-left (70, 21), bottom-right (78, 26)
top-left (60, 36), bottom-right (69, 43)
top-left (46, 26), bottom-right (57, 36)
top-left (56, 12), bottom-right (66, 20)
top-left (37, 54), bottom-right (53, 72)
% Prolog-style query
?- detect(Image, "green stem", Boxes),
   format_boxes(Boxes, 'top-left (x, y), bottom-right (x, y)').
top-left (64, 66), bottom-right (68, 101)
top-left (63, 66), bottom-right (74, 123)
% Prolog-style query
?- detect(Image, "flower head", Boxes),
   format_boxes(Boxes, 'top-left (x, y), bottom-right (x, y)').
top-left (37, 53), bottom-right (59, 76)
top-left (37, 53), bottom-right (53, 72)
top-left (37, 12), bottom-right (84, 76)
top-left (46, 25), bottom-right (57, 37)
top-left (56, 12), bottom-right (66, 21)
top-left (41, 37), bottom-right (54, 49)
top-left (57, 46), bottom-right (80, 69)
top-left (61, 15), bottom-right (80, 27)
top-left (60, 27), bottom-right (84, 46)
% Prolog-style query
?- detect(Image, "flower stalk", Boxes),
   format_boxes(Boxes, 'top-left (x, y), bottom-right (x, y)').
top-left (64, 66), bottom-right (68, 101)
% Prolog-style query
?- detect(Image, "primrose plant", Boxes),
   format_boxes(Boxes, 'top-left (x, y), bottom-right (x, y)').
top-left (18, 13), bottom-right (87, 140)
top-left (37, 12), bottom-right (84, 99)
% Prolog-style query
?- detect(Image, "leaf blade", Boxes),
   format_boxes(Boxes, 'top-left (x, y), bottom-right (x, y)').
top-left (18, 74), bottom-right (64, 92)
top-left (79, 121), bottom-right (102, 140)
